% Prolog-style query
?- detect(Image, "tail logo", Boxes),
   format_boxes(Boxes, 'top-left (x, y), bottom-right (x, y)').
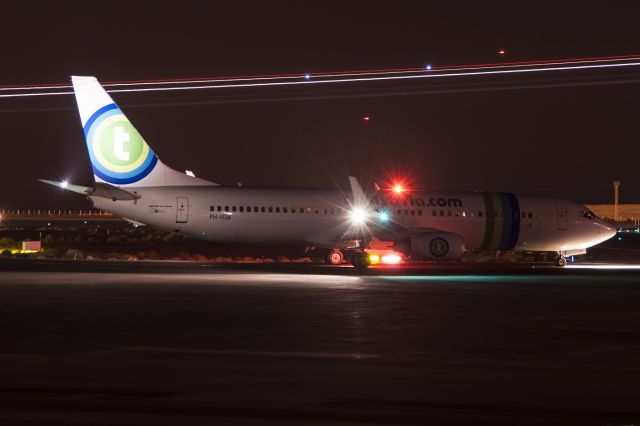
top-left (84, 104), bottom-right (158, 184)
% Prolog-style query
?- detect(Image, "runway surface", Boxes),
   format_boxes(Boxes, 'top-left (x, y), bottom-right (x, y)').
top-left (1, 259), bottom-right (639, 425)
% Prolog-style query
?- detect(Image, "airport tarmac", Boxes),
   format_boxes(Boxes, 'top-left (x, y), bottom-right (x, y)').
top-left (1, 259), bottom-right (640, 425)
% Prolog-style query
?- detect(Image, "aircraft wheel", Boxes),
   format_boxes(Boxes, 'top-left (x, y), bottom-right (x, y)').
top-left (554, 256), bottom-right (567, 267)
top-left (324, 250), bottom-right (344, 265)
top-left (352, 252), bottom-right (371, 269)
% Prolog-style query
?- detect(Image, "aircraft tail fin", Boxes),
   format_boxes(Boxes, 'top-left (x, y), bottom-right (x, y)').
top-left (71, 76), bottom-right (216, 187)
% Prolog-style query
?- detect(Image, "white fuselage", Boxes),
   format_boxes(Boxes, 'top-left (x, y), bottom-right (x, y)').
top-left (89, 186), bottom-right (616, 253)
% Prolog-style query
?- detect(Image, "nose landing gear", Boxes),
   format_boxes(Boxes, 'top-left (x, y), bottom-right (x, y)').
top-left (553, 255), bottom-right (567, 267)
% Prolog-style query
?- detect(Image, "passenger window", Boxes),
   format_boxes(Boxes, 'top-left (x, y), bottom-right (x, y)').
top-left (405, 209), bottom-right (409, 216)
top-left (447, 210), bottom-right (452, 217)
top-left (239, 206), bottom-right (244, 212)
top-left (292, 207), bottom-right (296, 213)
top-left (411, 210), bottom-right (415, 216)
top-left (261, 207), bottom-right (265, 213)
top-left (528, 212), bottom-right (533, 219)
top-left (462, 211), bottom-right (466, 217)
top-left (268, 207), bottom-right (273, 213)
top-left (307, 207), bottom-right (312, 213)
top-left (432, 210), bottom-right (437, 216)
top-left (478, 211), bottom-right (483, 217)
top-left (247, 206), bottom-right (251, 212)
top-left (397, 209), bottom-right (402, 215)
top-left (470, 211), bottom-right (475, 217)
top-left (418, 210), bottom-right (422, 216)
top-left (210, 206), bottom-right (214, 212)
top-left (276, 207), bottom-right (281, 213)
top-left (224, 206), bottom-right (229, 212)
top-left (315, 207), bottom-right (319, 214)
top-left (217, 206), bottom-right (222, 212)
top-left (440, 210), bottom-right (444, 216)
top-left (232, 206), bottom-right (237, 212)
top-left (455, 211), bottom-right (460, 217)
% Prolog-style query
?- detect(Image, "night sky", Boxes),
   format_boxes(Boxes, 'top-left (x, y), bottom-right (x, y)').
top-left (2, 2), bottom-right (640, 209)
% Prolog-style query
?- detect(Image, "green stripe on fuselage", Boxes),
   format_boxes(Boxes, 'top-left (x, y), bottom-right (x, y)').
top-left (490, 192), bottom-right (504, 249)
top-left (481, 192), bottom-right (508, 250)
top-left (480, 192), bottom-right (494, 249)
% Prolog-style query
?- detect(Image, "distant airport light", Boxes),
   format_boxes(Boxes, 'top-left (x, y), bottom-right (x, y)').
top-left (425, 64), bottom-right (433, 70)
top-left (498, 49), bottom-right (506, 55)
top-left (381, 253), bottom-right (402, 264)
top-left (304, 73), bottom-right (311, 80)
top-left (60, 180), bottom-right (68, 189)
top-left (362, 115), bottom-right (371, 122)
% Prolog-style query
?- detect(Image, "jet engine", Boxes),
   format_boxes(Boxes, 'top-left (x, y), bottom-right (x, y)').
top-left (406, 232), bottom-right (465, 260)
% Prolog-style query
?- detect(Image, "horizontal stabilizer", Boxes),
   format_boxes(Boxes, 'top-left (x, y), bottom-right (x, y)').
top-left (39, 179), bottom-right (140, 200)
top-left (121, 217), bottom-right (146, 227)
top-left (39, 179), bottom-right (91, 195)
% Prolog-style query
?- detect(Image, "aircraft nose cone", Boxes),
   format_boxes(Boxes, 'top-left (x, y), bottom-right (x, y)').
top-left (598, 220), bottom-right (617, 241)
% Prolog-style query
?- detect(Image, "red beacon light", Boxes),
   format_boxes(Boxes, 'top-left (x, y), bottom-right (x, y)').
top-left (392, 184), bottom-right (406, 194)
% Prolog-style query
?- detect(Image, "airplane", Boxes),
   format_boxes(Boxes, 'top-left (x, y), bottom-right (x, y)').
top-left (41, 76), bottom-right (616, 268)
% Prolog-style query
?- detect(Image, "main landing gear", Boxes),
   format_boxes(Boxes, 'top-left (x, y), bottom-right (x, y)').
top-left (553, 255), bottom-right (567, 267)
top-left (351, 251), bottom-right (371, 269)
top-left (324, 250), bottom-right (344, 265)
top-left (323, 249), bottom-right (371, 269)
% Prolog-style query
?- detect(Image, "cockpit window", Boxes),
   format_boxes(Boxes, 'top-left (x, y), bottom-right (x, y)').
top-left (580, 210), bottom-right (596, 219)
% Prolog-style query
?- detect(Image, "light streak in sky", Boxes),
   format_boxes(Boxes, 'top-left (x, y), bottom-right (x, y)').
top-left (3, 53), bottom-right (640, 91)
top-left (1, 55), bottom-right (640, 99)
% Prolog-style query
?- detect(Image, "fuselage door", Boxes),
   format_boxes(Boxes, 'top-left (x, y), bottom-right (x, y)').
top-left (176, 196), bottom-right (189, 223)
top-left (556, 204), bottom-right (568, 231)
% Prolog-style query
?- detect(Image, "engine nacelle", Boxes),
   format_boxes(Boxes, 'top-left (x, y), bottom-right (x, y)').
top-left (408, 232), bottom-right (465, 260)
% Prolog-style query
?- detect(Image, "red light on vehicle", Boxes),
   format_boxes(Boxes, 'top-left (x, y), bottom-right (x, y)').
top-left (498, 49), bottom-right (506, 55)
top-left (392, 184), bottom-right (405, 194)
top-left (362, 116), bottom-right (371, 122)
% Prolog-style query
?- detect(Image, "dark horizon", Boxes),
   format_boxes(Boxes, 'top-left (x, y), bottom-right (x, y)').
top-left (2, 2), bottom-right (640, 209)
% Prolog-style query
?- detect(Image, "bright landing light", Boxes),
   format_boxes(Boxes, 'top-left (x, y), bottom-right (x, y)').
top-left (349, 208), bottom-right (367, 225)
top-left (381, 254), bottom-right (402, 264)
top-left (60, 180), bottom-right (68, 189)
top-left (368, 252), bottom-right (403, 265)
